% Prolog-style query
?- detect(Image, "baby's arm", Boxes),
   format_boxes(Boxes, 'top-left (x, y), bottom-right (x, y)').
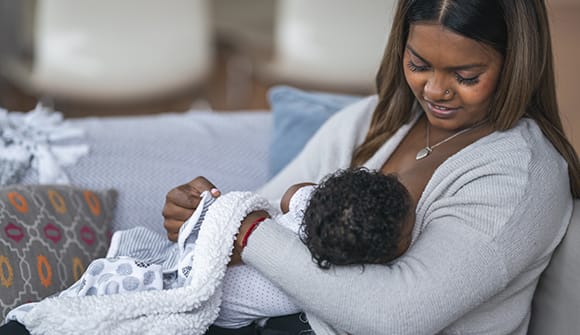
top-left (280, 182), bottom-right (316, 213)
top-left (276, 183), bottom-right (316, 235)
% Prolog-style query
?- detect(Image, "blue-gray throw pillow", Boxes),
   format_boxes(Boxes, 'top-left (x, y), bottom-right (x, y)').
top-left (267, 86), bottom-right (362, 177)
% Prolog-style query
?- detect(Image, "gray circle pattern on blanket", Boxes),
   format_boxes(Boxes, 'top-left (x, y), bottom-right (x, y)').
top-left (105, 281), bottom-right (120, 295)
top-left (86, 287), bottom-right (97, 296)
top-left (89, 260), bottom-right (104, 276)
top-left (51, 257), bottom-right (165, 298)
top-left (97, 273), bottom-right (114, 285)
top-left (116, 263), bottom-right (133, 275)
top-left (123, 277), bottom-right (140, 291)
top-left (143, 271), bottom-right (156, 286)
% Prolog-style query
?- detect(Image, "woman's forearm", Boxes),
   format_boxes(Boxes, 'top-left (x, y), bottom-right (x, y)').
top-left (242, 221), bottom-right (508, 334)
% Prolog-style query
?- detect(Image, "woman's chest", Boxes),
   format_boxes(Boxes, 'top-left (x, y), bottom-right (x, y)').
top-left (380, 122), bottom-right (457, 206)
top-left (379, 118), bottom-right (493, 206)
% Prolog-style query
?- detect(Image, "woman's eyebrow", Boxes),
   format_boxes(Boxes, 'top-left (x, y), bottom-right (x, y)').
top-left (406, 45), bottom-right (487, 71)
top-left (406, 45), bottom-right (430, 65)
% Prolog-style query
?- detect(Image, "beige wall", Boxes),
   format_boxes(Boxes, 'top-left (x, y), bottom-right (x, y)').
top-left (212, 0), bottom-right (580, 153)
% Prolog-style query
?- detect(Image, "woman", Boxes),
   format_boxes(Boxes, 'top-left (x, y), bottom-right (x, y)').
top-left (2, 0), bottom-right (575, 334)
top-left (164, 0), bottom-right (580, 334)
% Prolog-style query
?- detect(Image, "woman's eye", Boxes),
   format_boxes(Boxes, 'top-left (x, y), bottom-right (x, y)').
top-left (455, 73), bottom-right (480, 86)
top-left (407, 61), bottom-right (429, 72)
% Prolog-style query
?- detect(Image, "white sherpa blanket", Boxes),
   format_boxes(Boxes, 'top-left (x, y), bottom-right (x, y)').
top-left (19, 191), bottom-right (272, 335)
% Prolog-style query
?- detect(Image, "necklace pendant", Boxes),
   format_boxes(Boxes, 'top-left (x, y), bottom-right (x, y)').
top-left (416, 147), bottom-right (432, 160)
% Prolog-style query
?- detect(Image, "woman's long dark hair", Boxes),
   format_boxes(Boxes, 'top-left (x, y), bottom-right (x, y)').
top-left (351, 0), bottom-right (580, 198)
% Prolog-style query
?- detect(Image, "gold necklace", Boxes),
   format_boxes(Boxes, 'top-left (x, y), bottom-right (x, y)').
top-left (416, 119), bottom-right (488, 160)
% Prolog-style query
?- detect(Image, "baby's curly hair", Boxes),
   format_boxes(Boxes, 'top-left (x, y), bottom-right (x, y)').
top-left (300, 168), bottom-right (412, 269)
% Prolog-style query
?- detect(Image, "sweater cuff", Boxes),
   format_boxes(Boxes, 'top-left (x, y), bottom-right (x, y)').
top-left (242, 219), bottom-right (300, 274)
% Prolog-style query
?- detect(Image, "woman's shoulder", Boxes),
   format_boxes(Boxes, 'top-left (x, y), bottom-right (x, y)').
top-left (416, 117), bottom-right (572, 265)
top-left (436, 118), bottom-right (566, 177)
top-left (421, 117), bottom-right (570, 226)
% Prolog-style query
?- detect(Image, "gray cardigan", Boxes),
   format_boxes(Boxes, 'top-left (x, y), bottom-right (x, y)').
top-left (246, 96), bottom-right (573, 334)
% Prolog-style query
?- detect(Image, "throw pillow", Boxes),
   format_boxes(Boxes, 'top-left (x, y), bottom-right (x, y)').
top-left (267, 85), bottom-right (362, 177)
top-left (0, 185), bottom-right (117, 320)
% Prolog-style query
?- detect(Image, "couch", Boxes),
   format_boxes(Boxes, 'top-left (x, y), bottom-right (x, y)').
top-left (0, 86), bottom-right (578, 334)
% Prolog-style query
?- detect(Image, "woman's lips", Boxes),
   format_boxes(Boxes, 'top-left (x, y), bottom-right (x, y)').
top-left (426, 101), bottom-right (460, 118)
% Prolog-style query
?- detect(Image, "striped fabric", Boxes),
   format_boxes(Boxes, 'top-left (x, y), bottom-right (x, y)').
top-left (107, 191), bottom-right (217, 283)
top-left (107, 227), bottom-right (179, 272)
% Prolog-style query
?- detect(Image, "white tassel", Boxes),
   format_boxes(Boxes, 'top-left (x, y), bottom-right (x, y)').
top-left (51, 145), bottom-right (90, 166)
top-left (0, 104), bottom-right (89, 185)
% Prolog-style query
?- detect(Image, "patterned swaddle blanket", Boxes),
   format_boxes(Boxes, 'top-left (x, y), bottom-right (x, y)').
top-left (7, 192), bottom-right (215, 321)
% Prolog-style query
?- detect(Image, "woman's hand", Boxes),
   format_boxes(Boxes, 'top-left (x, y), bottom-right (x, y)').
top-left (162, 176), bottom-right (220, 241)
top-left (230, 210), bottom-right (271, 266)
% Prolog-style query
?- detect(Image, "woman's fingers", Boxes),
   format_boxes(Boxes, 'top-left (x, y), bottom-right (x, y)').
top-left (189, 176), bottom-right (219, 196)
top-left (163, 177), bottom-right (218, 215)
top-left (162, 201), bottom-right (194, 222)
top-left (167, 185), bottom-right (200, 209)
top-left (165, 222), bottom-right (183, 242)
top-left (162, 176), bottom-right (220, 241)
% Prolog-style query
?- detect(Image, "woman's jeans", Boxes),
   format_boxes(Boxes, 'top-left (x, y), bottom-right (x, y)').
top-left (0, 313), bottom-right (313, 335)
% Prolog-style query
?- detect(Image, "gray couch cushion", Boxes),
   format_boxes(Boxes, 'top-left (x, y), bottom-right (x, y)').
top-left (529, 199), bottom-right (580, 335)
top-left (20, 111), bottom-right (271, 235)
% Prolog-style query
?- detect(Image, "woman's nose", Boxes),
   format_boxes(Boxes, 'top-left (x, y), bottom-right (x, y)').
top-left (424, 74), bottom-right (452, 101)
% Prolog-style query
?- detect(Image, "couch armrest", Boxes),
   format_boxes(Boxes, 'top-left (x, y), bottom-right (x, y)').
top-left (529, 199), bottom-right (580, 334)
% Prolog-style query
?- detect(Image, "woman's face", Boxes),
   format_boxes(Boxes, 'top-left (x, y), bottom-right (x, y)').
top-left (403, 23), bottom-right (504, 131)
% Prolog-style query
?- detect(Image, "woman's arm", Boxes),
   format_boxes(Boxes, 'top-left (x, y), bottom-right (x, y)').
top-left (242, 146), bottom-right (573, 334)
top-left (243, 217), bottom-right (507, 334)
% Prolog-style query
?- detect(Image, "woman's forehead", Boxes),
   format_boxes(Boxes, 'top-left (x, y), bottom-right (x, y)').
top-left (406, 23), bottom-right (501, 66)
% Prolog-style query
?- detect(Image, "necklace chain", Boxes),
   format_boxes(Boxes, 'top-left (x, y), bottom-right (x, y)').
top-left (416, 119), bottom-right (488, 160)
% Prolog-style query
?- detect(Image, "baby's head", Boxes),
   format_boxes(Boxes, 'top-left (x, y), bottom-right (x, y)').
top-left (300, 168), bottom-right (414, 269)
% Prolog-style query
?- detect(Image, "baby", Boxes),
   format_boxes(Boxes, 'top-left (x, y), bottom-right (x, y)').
top-left (213, 167), bottom-right (415, 330)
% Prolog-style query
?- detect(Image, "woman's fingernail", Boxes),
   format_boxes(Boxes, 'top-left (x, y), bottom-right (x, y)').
top-left (210, 188), bottom-right (221, 196)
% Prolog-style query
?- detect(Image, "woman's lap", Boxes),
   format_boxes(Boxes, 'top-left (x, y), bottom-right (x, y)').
top-left (0, 321), bottom-right (30, 335)
top-left (1, 313), bottom-right (313, 335)
top-left (206, 313), bottom-right (313, 335)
